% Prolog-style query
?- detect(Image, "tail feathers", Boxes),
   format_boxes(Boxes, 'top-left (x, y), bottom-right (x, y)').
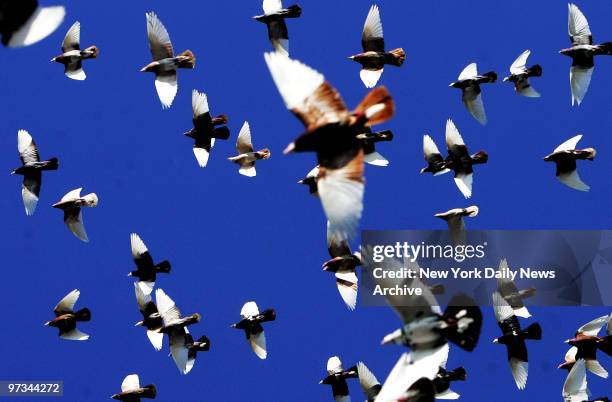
top-left (386, 48), bottom-right (406, 66)
top-left (596, 42), bottom-right (612, 55)
top-left (598, 335), bottom-right (612, 356)
top-left (528, 64), bottom-right (543, 77)
top-left (482, 71), bottom-right (497, 83)
top-left (177, 50), bottom-right (196, 68)
top-left (141, 384), bottom-right (157, 399)
top-left (519, 287), bottom-right (537, 299)
top-left (258, 308), bottom-right (277, 323)
top-left (522, 322), bottom-right (542, 340)
top-left (375, 130), bottom-right (394, 142)
top-left (282, 4), bottom-right (302, 18)
top-left (471, 151), bottom-right (488, 164)
top-left (75, 307), bottom-right (91, 322)
top-left (213, 126), bottom-right (231, 140)
top-left (447, 367), bottom-right (467, 382)
top-left (156, 260), bottom-right (171, 273)
top-left (355, 86), bottom-right (394, 126)
top-left (41, 157), bottom-right (59, 170)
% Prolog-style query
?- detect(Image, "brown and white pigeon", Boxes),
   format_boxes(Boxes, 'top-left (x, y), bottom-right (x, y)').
top-left (503, 50), bottom-right (542, 97)
top-left (52, 188), bottom-right (98, 242)
top-left (559, 314), bottom-right (611, 378)
top-left (51, 21), bottom-right (98, 80)
top-left (228, 121), bottom-right (271, 177)
top-left (45, 289), bottom-right (91, 341)
top-left (111, 374), bottom-right (156, 401)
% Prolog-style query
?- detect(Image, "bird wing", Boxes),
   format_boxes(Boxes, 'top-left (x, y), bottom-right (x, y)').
top-left (241, 301), bottom-right (260, 318)
top-left (335, 271), bottom-right (358, 311)
top-left (22, 172), bottom-right (41, 216)
top-left (359, 67), bottom-right (384, 89)
top-left (326, 221), bottom-right (353, 258)
top-left (577, 315), bottom-right (608, 336)
top-left (496, 258), bottom-right (520, 296)
top-left (263, 0), bottom-right (282, 14)
top-left (554, 135), bottom-right (582, 153)
top-left (17, 129), bottom-right (40, 164)
top-left (423, 134), bottom-right (442, 158)
top-left (453, 173), bottom-right (473, 199)
top-left (444, 119), bottom-right (465, 148)
top-left (457, 62), bottom-right (477, 80)
top-left (60, 187), bottom-right (82, 202)
top-left (61, 20), bottom-right (80, 52)
top-left (130, 232), bottom-right (150, 260)
top-left (462, 88), bottom-right (487, 125)
top-left (154, 72), bottom-right (178, 109)
top-left (134, 282), bottom-right (152, 312)
top-left (121, 374), bottom-right (140, 393)
top-left (248, 330), bottom-right (267, 359)
top-left (155, 288), bottom-right (182, 325)
top-left (362, 5), bottom-right (384, 52)
top-left (563, 359), bottom-right (589, 402)
top-left (60, 328), bottom-right (89, 341)
top-left (146, 12), bottom-right (173, 60)
top-left (264, 52), bottom-right (349, 130)
top-left (492, 291), bottom-right (515, 323)
top-left (169, 328), bottom-right (190, 374)
top-left (236, 121), bottom-right (254, 154)
top-left (65, 209), bottom-right (88, 242)
top-left (193, 145), bottom-right (212, 168)
top-left (509, 50), bottom-right (530, 74)
top-left (191, 89), bottom-right (209, 118)
top-left (569, 65), bottom-right (593, 106)
top-left (147, 330), bottom-right (164, 351)
top-left (54, 289), bottom-right (80, 315)
top-left (509, 357), bottom-right (528, 390)
top-left (568, 3), bottom-right (592, 46)
top-left (357, 361), bottom-right (380, 395)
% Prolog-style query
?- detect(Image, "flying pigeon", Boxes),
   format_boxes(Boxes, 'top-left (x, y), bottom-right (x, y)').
top-left (169, 327), bottom-right (210, 375)
top-left (544, 134), bottom-right (595, 191)
top-left (0, 0), bottom-right (65, 47)
top-left (228, 121), bottom-right (271, 177)
top-left (52, 187), bottom-right (98, 242)
top-left (503, 50), bottom-right (542, 97)
top-left (434, 205), bottom-right (479, 246)
top-left (356, 361), bottom-right (381, 402)
top-left (349, 5), bottom-right (406, 88)
top-left (492, 292), bottom-right (542, 390)
top-left (421, 134), bottom-right (450, 176)
top-left (231, 301), bottom-right (276, 359)
top-left (357, 127), bottom-right (393, 166)
top-left (11, 129), bottom-right (58, 216)
top-left (264, 51), bottom-right (394, 243)
top-left (496, 258), bottom-right (536, 318)
top-left (445, 119), bottom-right (488, 198)
top-left (133, 283), bottom-right (164, 351)
top-left (253, 0), bottom-right (301, 55)
top-left (141, 12), bottom-right (195, 109)
top-left (449, 63), bottom-right (497, 125)
top-left (324, 223), bottom-right (362, 310)
top-left (559, 314), bottom-right (611, 378)
top-left (184, 90), bottom-right (230, 167)
top-left (111, 374), bottom-right (156, 401)
top-left (51, 21), bottom-right (98, 80)
top-left (129, 233), bottom-right (171, 295)
top-left (319, 356), bottom-right (358, 402)
top-left (560, 3), bottom-right (612, 105)
top-left (432, 364), bottom-right (467, 400)
top-left (45, 289), bottom-right (91, 340)
top-left (298, 165), bottom-right (320, 196)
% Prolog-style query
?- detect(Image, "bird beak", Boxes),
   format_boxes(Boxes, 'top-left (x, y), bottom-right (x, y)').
top-left (140, 67), bottom-right (147, 72)
top-left (348, 56), bottom-right (355, 60)
top-left (502, 77), bottom-right (509, 82)
top-left (10, 170), bottom-right (15, 175)
top-left (230, 324), bottom-right (237, 328)
top-left (448, 83), bottom-right (454, 87)
top-left (44, 321), bottom-right (50, 326)
top-left (135, 321), bottom-right (143, 327)
top-left (564, 339), bottom-right (571, 344)
top-left (127, 273), bottom-right (132, 277)
top-left (492, 339), bottom-right (498, 343)
top-left (318, 380), bottom-right (324, 384)
top-left (283, 143), bottom-right (295, 155)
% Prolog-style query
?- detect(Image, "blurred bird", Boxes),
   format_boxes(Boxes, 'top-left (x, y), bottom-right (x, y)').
top-left (496, 258), bottom-right (536, 318)
top-left (492, 292), bottom-right (542, 390)
top-left (421, 134), bottom-right (450, 176)
top-left (324, 223), bottom-right (362, 310)
top-left (253, 0), bottom-right (301, 55)
top-left (298, 165), bottom-right (320, 196)
top-left (319, 356), bottom-right (358, 402)
top-left (449, 63), bottom-right (497, 125)
top-left (134, 283), bottom-right (164, 351)
top-left (433, 363), bottom-right (467, 400)
top-left (169, 327), bottom-right (210, 375)
top-left (0, 0), bottom-right (64, 47)
top-left (356, 361), bottom-right (381, 402)
top-left (111, 374), bottom-right (156, 401)
top-left (544, 134), bottom-right (595, 191)
top-left (129, 233), bottom-right (171, 295)
top-left (434, 205), bottom-right (479, 246)
top-left (184, 90), bottom-right (230, 167)
top-left (264, 52), bottom-right (394, 243)
top-left (51, 21), bottom-right (98, 80)
top-left (560, 3), bottom-right (612, 106)
top-left (503, 50), bottom-right (542, 97)
top-left (349, 5), bottom-right (405, 88)
top-left (228, 121), bottom-right (271, 177)
top-left (444, 119), bottom-right (488, 198)
top-left (357, 127), bottom-right (393, 166)
top-left (559, 314), bottom-right (611, 378)
top-left (231, 301), bottom-right (276, 359)
top-left (11, 129), bottom-right (58, 216)
top-left (141, 12), bottom-right (195, 109)
top-left (52, 187), bottom-right (98, 242)
top-left (45, 289), bottom-right (91, 340)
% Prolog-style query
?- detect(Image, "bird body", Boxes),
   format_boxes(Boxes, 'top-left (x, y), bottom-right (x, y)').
top-left (253, 0), bottom-right (301, 55)
top-left (320, 356), bottom-right (358, 402)
top-left (51, 21), bottom-right (98, 80)
top-left (228, 121), bottom-right (271, 177)
top-left (232, 301), bottom-right (276, 359)
top-left (503, 50), bottom-right (542, 97)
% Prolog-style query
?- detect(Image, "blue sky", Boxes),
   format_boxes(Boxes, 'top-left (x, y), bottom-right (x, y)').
top-left (1, 0), bottom-right (610, 400)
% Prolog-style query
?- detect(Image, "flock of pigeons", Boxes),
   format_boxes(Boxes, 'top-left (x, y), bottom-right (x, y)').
top-left (2, 0), bottom-right (611, 400)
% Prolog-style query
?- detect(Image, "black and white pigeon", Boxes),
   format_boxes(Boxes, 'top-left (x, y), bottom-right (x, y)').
top-left (559, 3), bottom-right (612, 106)
top-left (324, 223), bottom-right (361, 310)
top-left (129, 233), bottom-right (171, 295)
top-left (298, 165), bottom-right (320, 196)
top-left (434, 205), bottom-right (479, 246)
top-left (356, 361), bottom-right (381, 402)
top-left (357, 127), bottom-right (393, 166)
top-left (421, 134), bottom-right (450, 176)
top-left (11, 129), bottom-right (58, 216)
top-left (51, 21), bottom-right (98, 80)
top-left (111, 374), bottom-right (156, 401)
top-left (133, 283), bottom-right (163, 351)
top-left (492, 291), bottom-right (542, 390)
top-left (253, 0), bottom-right (301, 55)
top-left (503, 50), bottom-right (542, 97)
top-left (432, 358), bottom-right (467, 400)
top-left (52, 188), bottom-right (98, 242)
top-left (141, 12), bottom-right (195, 109)
top-left (228, 121), bottom-right (271, 177)
top-left (184, 90), bottom-right (230, 167)
top-left (231, 301), bottom-right (276, 359)
top-left (449, 63), bottom-right (497, 125)
top-left (496, 258), bottom-right (536, 318)
top-left (544, 134), bottom-right (595, 191)
top-left (44, 289), bottom-right (91, 341)
top-left (349, 4), bottom-right (406, 88)
top-left (445, 119), bottom-right (488, 199)
top-left (320, 356), bottom-right (358, 402)
top-left (0, 0), bottom-right (64, 47)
